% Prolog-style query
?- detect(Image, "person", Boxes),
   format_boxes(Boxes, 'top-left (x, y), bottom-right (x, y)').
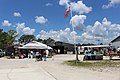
top-left (43, 50), bottom-right (47, 61)
top-left (58, 49), bottom-right (60, 54)
top-left (84, 48), bottom-right (88, 54)
top-left (11, 52), bottom-right (15, 58)
top-left (28, 50), bottom-right (31, 58)
top-left (21, 53), bottom-right (24, 59)
top-left (30, 51), bottom-right (33, 59)
top-left (112, 47), bottom-right (117, 54)
top-left (46, 50), bottom-right (49, 58)
top-left (35, 51), bottom-right (41, 61)
top-left (117, 47), bottom-right (120, 57)
top-left (91, 48), bottom-right (94, 54)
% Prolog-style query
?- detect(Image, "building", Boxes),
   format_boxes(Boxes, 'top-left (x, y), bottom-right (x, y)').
top-left (111, 36), bottom-right (120, 48)
top-left (52, 41), bottom-right (74, 54)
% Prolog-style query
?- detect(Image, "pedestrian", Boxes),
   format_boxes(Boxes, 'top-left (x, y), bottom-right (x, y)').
top-left (30, 51), bottom-right (33, 59)
top-left (28, 50), bottom-right (31, 58)
top-left (35, 51), bottom-right (41, 61)
top-left (46, 50), bottom-right (49, 58)
top-left (43, 50), bottom-right (47, 61)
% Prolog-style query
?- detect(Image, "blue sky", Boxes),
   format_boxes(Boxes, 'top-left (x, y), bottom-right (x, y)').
top-left (0, 0), bottom-right (120, 44)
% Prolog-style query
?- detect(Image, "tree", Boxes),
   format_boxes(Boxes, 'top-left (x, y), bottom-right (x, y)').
top-left (0, 29), bottom-right (16, 49)
top-left (8, 30), bottom-right (18, 38)
top-left (76, 43), bottom-right (81, 46)
top-left (42, 39), bottom-right (47, 44)
top-left (18, 35), bottom-right (36, 44)
top-left (0, 30), bottom-right (6, 49)
top-left (7, 30), bottom-right (18, 44)
top-left (37, 38), bottom-right (55, 46)
top-left (46, 38), bottom-right (55, 46)
top-left (100, 43), bottom-right (103, 45)
top-left (37, 38), bottom-right (43, 42)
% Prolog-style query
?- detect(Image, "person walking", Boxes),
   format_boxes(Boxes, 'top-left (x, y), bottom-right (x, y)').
top-left (43, 50), bottom-right (47, 61)
top-left (30, 51), bottom-right (33, 59)
top-left (35, 51), bottom-right (40, 61)
top-left (28, 50), bottom-right (31, 58)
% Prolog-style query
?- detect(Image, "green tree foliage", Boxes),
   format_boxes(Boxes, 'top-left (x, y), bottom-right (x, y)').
top-left (100, 43), bottom-right (103, 45)
top-left (18, 35), bottom-right (36, 44)
top-left (76, 43), bottom-right (81, 46)
top-left (8, 30), bottom-right (18, 37)
top-left (37, 38), bottom-right (43, 42)
top-left (46, 38), bottom-right (55, 46)
top-left (0, 29), bottom-right (16, 49)
top-left (7, 30), bottom-right (18, 44)
top-left (37, 38), bottom-right (55, 46)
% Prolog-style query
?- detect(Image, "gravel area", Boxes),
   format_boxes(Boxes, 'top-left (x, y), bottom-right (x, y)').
top-left (0, 54), bottom-right (120, 80)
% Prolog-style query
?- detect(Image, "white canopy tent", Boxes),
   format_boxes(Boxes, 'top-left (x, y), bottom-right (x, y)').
top-left (47, 46), bottom-right (52, 49)
top-left (18, 41), bottom-right (49, 49)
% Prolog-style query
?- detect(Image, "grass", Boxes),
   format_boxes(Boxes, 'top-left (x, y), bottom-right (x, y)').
top-left (64, 60), bottom-right (120, 68)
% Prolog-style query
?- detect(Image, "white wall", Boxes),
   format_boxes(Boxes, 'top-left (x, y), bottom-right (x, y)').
top-left (111, 41), bottom-right (120, 48)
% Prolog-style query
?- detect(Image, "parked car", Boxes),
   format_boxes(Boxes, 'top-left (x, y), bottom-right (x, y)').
top-left (0, 49), bottom-right (5, 57)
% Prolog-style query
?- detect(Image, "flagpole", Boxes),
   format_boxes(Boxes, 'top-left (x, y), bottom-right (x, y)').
top-left (70, 7), bottom-right (79, 63)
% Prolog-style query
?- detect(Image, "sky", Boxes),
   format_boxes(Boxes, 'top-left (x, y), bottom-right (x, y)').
top-left (0, 0), bottom-right (120, 44)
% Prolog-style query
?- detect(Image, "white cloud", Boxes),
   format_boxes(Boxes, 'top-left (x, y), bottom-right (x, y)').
top-left (102, 0), bottom-right (120, 8)
top-left (16, 23), bottom-right (25, 34)
top-left (70, 1), bottom-right (92, 14)
top-left (45, 3), bottom-right (53, 6)
top-left (35, 16), bottom-right (48, 24)
top-left (110, 24), bottom-right (120, 31)
top-left (14, 12), bottom-right (21, 17)
top-left (23, 27), bottom-right (35, 35)
top-left (59, 0), bottom-right (92, 14)
top-left (36, 30), bottom-right (59, 41)
top-left (70, 15), bottom-right (86, 30)
top-left (36, 28), bottom-right (81, 44)
top-left (80, 32), bottom-right (94, 43)
top-left (2, 20), bottom-right (12, 27)
top-left (16, 23), bottom-right (35, 35)
top-left (102, 18), bottom-right (111, 27)
top-left (59, 0), bottom-right (70, 7)
top-left (80, 18), bottom-right (120, 44)
top-left (36, 17), bottom-right (120, 44)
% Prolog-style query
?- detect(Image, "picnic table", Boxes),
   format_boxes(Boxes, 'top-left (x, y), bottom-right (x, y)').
top-left (83, 53), bottom-right (103, 60)
top-left (109, 53), bottom-right (120, 60)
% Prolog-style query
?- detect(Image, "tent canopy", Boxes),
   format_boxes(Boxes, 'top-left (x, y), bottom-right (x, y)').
top-left (18, 41), bottom-right (50, 49)
top-left (47, 46), bottom-right (52, 49)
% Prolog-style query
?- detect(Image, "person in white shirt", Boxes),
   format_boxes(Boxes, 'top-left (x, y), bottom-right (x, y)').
top-left (30, 51), bottom-right (33, 59)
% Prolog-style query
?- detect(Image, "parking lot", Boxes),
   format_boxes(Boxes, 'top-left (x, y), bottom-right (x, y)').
top-left (0, 54), bottom-right (120, 80)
